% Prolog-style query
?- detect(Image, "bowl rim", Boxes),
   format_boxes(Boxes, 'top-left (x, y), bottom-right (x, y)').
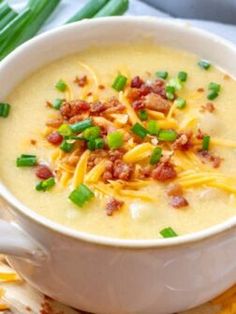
top-left (1, 16), bottom-right (236, 248)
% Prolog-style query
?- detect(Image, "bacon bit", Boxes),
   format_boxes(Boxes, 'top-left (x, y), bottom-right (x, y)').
top-left (105, 197), bottom-right (124, 216)
top-left (68, 112), bottom-right (89, 124)
top-left (170, 195), bottom-right (189, 208)
top-left (47, 131), bottom-right (63, 145)
top-left (104, 97), bottom-right (125, 114)
top-left (223, 74), bottom-right (231, 80)
top-left (198, 150), bottom-right (222, 168)
top-left (200, 102), bottom-right (215, 113)
top-left (74, 75), bottom-right (88, 87)
top-left (132, 100), bottom-right (145, 111)
top-left (113, 160), bottom-right (133, 181)
top-left (166, 183), bottom-right (183, 196)
top-left (196, 129), bottom-right (205, 140)
top-left (46, 101), bottom-right (53, 108)
top-left (108, 149), bottom-right (124, 161)
top-left (139, 165), bottom-right (153, 179)
top-left (144, 93), bottom-right (170, 114)
top-left (152, 161), bottom-right (177, 181)
top-left (35, 165), bottom-right (53, 180)
top-left (172, 132), bottom-right (192, 151)
top-left (151, 79), bottom-right (167, 99)
top-left (30, 139), bottom-right (37, 145)
top-left (130, 76), bottom-right (144, 88)
top-left (90, 101), bottom-right (107, 114)
top-left (60, 100), bottom-right (90, 119)
top-left (98, 84), bottom-right (105, 90)
top-left (197, 87), bottom-right (205, 93)
top-left (46, 118), bottom-right (63, 128)
top-left (87, 92), bottom-right (93, 97)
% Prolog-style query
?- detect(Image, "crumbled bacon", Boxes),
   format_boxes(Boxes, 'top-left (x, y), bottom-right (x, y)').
top-left (172, 132), bottom-right (192, 151)
top-left (105, 197), bottom-right (124, 216)
top-left (98, 84), bottom-right (105, 90)
top-left (60, 100), bottom-right (90, 120)
top-left (46, 118), bottom-right (63, 128)
top-left (198, 150), bottom-right (222, 168)
top-left (200, 102), bottom-right (215, 113)
top-left (47, 131), bottom-right (63, 145)
top-left (144, 93), bottom-right (170, 114)
top-left (46, 101), bottom-right (53, 108)
top-left (196, 129), bottom-right (205, 140)
top-left (197, 87), bottom-right (204, 93)
top-left (130, 76), bottom-right (144, 88)
top-left (90, 101), bottom-right (107, 114)
top-left (152, 161), bottom-right (177, 181)
top-left (166, 183), bottom-right (183, 196)
top-left (132, 100), bottom-right (145, 111)
top-left (113, 160), bottom-right (133, 181)
top-left (68, 113), bottom-right (90, 124)
top-left (74, 75), bottom-right (88, 87)
top-left (151, 79), bottom-right (167, 99)
top-left (108, 149), bottom-right (125, 162)
top-left (30, 139), bottom-right (37, 145)
top-left (170, 196), bottom-right (189, 208)
top-left (35, 165), bottom-right (53, 180)
top-left (139, 165), bottom-right (153, 179)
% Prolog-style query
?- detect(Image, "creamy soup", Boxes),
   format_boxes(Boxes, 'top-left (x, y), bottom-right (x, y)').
top-left (1, 43), bottom-right (236, 239)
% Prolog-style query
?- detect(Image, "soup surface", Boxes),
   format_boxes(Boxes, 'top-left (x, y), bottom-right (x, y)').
top-left (1, 43), bottom-right (236, 239)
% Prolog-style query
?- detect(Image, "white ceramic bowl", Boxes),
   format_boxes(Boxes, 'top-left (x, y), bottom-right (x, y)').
top-left (0, 17), bottom-right (236, 314)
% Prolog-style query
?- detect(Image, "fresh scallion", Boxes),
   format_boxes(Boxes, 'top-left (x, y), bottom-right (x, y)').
top-left (198, 60), bottom-right (211, 70)
top-left (174, 98), bottom-right (186, 109)
top-left (202, 135), bottom-right (210, 151)
top-left (158, 129), bottom-right (177, 142)
top-left (112, 74), bottom-right (127, 92)
top-left (55, 79), bottom-right (67, 92)
top-left (165, 85), bottom-right (175, 100)
top-left (156, 71), bottom-right (168, 80)
top-left (69, 184), bottom-right (94, 207)
top-left (138, 109), bottom-right (148, 121)
top-left (160, 227), bottom-right (178, 238)
top-left (16, 154), bottom-right (37, 167)
top-left (95, 138), bottom-right (104, 149)
top-left (150, 147), bottom-right (162, 165)
top-left (147, 120), bottom-right (160, 136)
top-left (131, 123), bottom-right (148, 138)
top-left (70, 118), bottom-right (93, 133)
top-left (52, 98), bottom-right (63, 110)
top-left (107, 131), bottom-right (124, 149)
top-left (207, 90), bottom-right (218, 100)
top-left (83, 126), bottom-right (100, 140)
top-left (208, 82), bottom-right (221, 93)
top-left (60, 140), bottom-right (74, 152)
top-left (35, 177), bottom-right (55, 192)
top-left (58, 124), bottom-right (73, 137)
top-left (0, 102), bottom-right (10, 117)
top-left (178, 71), bottom-right (188, 82)
top-left (94, 0), bottom-right (129, 17)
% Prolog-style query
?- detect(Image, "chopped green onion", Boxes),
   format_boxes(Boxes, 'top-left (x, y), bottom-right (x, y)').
top-left (58, 124), bottom-right (73, 137)
top-left (198, 60), bottom-right (211, 70)
top-left (138, 109), bottom-right (148, 121)
top-left (178, 71), bottom-right (188, 82)
top-left (87, 139), bottom-right (96, 151)
top-left (160, 227), bottom-right (178, 238)
top-left (16, 154), bottom-right (37, 167)
top-left (53, 98), bottom-right (63, 110)
top-left (0, 102), bottom-right (10, 117)
top-left (208, 82), bottom-right (221, 93)
top-left (69, 184), bottom-right (94, 207)
top-left (55, 79), bottom-right (67, 92)
top-left (112, 74), bottom-right (127, 91)
top-left (131, 123), bottom-right (148, 138)
top-left (83, 126), bottom-right (100, 140)
top-left (107, 131), bottom-right (124, 149)
top-left (207, 90), bottom-right (218, 100)
top-left (94, 138), bottom-right (104, 149)
top-left (147, 120), bottom-right (160, 136)
top-left (94, 0), bottom-right (129, 17)
top-left (167, 78), bottom-right (182, 91)
top-left (156, 71), bottom-right (168, 80)
top-left (165, 85), bottom-right (175, 100)
top-left (158, 129), bottom-right (177, 142)
top-left (174, 97), bottom-right (186, 109)
top-left (202, 135), bottom-right (210, 151)
top-left (150, 147), bottom-right (162, 165)
top-left (60, 140), bottom-right (74, 152)
top-left (70, 118), bottom-right (93, 133)
top-left (36, 177), bottom-right (55, 192)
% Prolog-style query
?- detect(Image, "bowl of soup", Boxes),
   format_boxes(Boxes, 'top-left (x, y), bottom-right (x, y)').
top-left (0, 16), bottom-right (236, 314)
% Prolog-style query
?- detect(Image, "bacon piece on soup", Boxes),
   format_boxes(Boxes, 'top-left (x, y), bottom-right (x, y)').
top-left (90, 102), bottom-right (107, 115)
top-left (35, 165), bottom-right (54, 180)
top-left (166, 183), bottom-right (183, 197)
top-left (170, 196), bottom-right (189, 208)
top-left (113, 160), bottom-right (133, 181)
top-left (106, 197), bottom-right (124, 216)
top-left (200, 102), bottom-right (215, 113)
top-left (152, 160), bottom-right (177, 181)
top-left (46, 118), bottom-right (63, 128)
top-left (198, 150), bottom-right (222, 168)
top-left (130, 76), bottom-right (144, 88)
top-left (60, 100), bottom-right (90, 119)
top-left (144, 93), bottom-right (170, 114)
top-left (74, 75), bottom-right (88, 87)
top-left (172, 132), bottom-right (193, 151)
top-left (47, 131), bottom-right (63, 145)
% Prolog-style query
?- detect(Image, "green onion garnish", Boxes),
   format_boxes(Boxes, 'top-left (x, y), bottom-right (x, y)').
top-left (69, 183), bottom-right (94, 207)
top-left (0, 103), bottom-right (10, 118)
top-left (131, 123), bottom-right (148, 138)
top-left (55, 79), bottom-right (67, 92)
top-left (198, 60), bottom-right (211, 70)
top-left (87, 139), bottom-right (96, 151)
top-left (94, 138), bottom-right (104, 149)
top-left (60, 140), bottom-right (74, 152)
top-left (58, 124), bottom-right (73, 137)
top-left (147, 120), bottom-right (160, 136)
top-left (208, 82), bottom-right (221, 93)
top-left (207, 90), bottom-right (218, 100)
top-left (165, 85), bottom-right (175, 100)
top-left (150, 147), bottom-right (162, 165)
top-left (107, 131), bottom-right (124, 149)
top-left (53, 98), bottom-right (63, 110)
top-left (138, 109), bottom-right (148, 121)
top-left (174, 97), bottom-right (186, 109)
top-left (178, 71), bottom-right (188, 82)
top-left (70, 118), bottom-right (93, 133)
top-left (167, 78), bottom-right (182, 91)
top-left (156, 71), bottom-right (168, 80)
top-left (160, 227), bottom-right (178, 238)
top-left (112, 74), bottom-right (127, 91)
top-left (83, 126), bottom-right (100, 140)
top-left (202, 135), bottom-right (210, 151)
top-left (36, 177), bottom-right (55, 192)
top-left (158, 129), bottom-right (177, 142)
top-left (16, 154), bottom-right (37, 167)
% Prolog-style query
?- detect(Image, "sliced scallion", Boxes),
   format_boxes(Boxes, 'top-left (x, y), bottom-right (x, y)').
top-left (69, 184), bottom-right (94, 207)
top-left (36, 177), bottom-right (55, 192)
top-left (16, 154), bottom-right (37, 167)
top-left (112, 74), bottom-right (127, 91)
top-left (138, 109), bottom-right (148, 121)
top-left (60, 140), bottom-right (74, 152)
top-left (156, 71), bottom-right (168, 80)
top-left (58, 124), bottom-right (73, 137)
top-left (0, 102), bottom-right (10, 117)
top-left (150, 147), bottom-right (162, 165)
top-left (202, 135), bottom-right (210, 151)
top-left (160, 227), bottom-right (178, 238)
top-left (131, 123), bottom-right (148, 138)
top-left (83, 126), bottom-right (100, 140)
top-left (158, 129), bottom-right (177, 142)
top-left (198, 60), bottom-right (211, 70)
top-left (107, 131), bottom-right (124, 149)
top-left (70, 118), bottom-right (93, 133)
top-left (147, 120), bottom-right (160, 136)
top-left (53, 98), bottom-right (63, 110)
top-left (174, 97), bottom-right (186, 109)
top-left (178, 71), bottom-right (188, 82)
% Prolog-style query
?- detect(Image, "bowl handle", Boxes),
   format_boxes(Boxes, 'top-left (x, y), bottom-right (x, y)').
top-left (0, 220), bottom-right (47, 262)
